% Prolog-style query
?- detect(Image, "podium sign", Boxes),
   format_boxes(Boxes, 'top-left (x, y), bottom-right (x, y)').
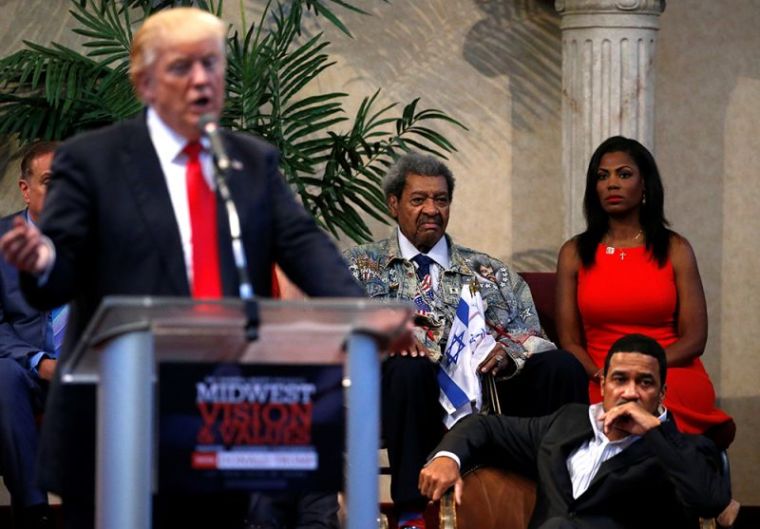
top-left (62, 296), bottom-right (411, 529)
top-left (159, 362), bottom-right (344, 493)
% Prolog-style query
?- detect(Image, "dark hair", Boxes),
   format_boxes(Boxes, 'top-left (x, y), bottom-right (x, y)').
top-left (604, 333), bottom-right (666, 385)
top-left (577, 136), bottom-right (671, 267)
top-left (20, 141), bottom-right (59, 181)
top-left (382, 152), bottom-right (455, 200)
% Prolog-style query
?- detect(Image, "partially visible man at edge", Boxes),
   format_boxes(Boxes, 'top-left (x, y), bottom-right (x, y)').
top-left (0, 7), bottom-right (364, 529)
top-left (0, 141), bottom-right (59, 529)
top-left (343, 152), bottom-right (588, 529)
top-left (419, 333), bottom-right (730, 529)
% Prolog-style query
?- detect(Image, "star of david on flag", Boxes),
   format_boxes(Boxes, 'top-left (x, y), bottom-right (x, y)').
top-left (437, 284), bottom-right (496, 428)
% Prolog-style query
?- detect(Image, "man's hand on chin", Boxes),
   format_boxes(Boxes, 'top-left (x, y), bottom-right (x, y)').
top-left (601, 401), bottom-right (661, 440)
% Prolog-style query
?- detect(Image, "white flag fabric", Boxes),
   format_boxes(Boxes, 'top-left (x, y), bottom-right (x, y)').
top-left (437, 284), bottom-right (496, 428)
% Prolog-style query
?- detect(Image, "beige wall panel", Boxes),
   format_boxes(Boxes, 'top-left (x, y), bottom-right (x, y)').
top-left (0, 141), bottom-right (23, 215)
top-left (656, 0), bottom-right (760, 505)
top-left (312, 1), bottom-right (562, 266)
top-left (721, 77), bottom-right (760, 399)
top-left (720, 76), bottom-right (760, 506)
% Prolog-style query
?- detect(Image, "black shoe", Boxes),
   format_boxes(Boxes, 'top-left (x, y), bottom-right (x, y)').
top-left (19, 503), bottom-right (54, 529)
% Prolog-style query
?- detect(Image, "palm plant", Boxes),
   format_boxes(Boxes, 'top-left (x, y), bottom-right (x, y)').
top-left (0, 0), bottom-right (465, 242)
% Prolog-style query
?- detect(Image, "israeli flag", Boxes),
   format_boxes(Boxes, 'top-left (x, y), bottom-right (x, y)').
top-left (437, 284), bottom-right (496, 428)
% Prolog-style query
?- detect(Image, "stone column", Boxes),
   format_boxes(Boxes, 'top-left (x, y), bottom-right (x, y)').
top-left (556, 0), bottom-right (666, 237)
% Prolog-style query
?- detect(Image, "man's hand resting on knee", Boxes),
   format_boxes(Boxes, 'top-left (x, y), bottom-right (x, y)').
top-left (418, 456), bottom-right (463, 504)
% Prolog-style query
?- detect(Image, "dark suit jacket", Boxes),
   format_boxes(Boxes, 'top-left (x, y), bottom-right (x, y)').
top-left (0, 210), bottom-right (52, 364)
top-left (435, 404), bottom-right (730, 529)
top-left (20, 113), bottom-right (364, 498)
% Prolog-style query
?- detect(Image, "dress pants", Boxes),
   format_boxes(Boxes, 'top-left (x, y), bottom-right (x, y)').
top-left (0, 358), bottom-right (48, 509)
top-left (496, 348), bottom-right (589, 417)
top-left (246, 491), bottom-right (340, 528)
top-left (382, 356), bottom-right (444, 510)
top-left (381, 349), bottom-right (588, 510)
top-left (61, 491), bottom-right (338, 529)
top-left (61, 493), bottom-right (250, 529)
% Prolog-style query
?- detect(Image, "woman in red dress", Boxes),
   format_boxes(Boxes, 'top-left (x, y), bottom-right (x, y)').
top-left (555, 136), bottom-right (732, 438)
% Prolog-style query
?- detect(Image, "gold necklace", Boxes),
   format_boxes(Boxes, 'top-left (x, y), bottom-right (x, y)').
top-left (604, 230), bottom-right (643, 260)
top-left (604, 229), bottom-right (642, 247)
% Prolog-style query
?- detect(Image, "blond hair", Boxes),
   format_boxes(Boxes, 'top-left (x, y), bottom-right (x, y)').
top-left (129, 7), bottom-right (226, 88)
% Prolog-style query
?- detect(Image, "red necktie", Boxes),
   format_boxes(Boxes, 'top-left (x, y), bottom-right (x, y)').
top-left (184, 141), bottom-right (222, 298)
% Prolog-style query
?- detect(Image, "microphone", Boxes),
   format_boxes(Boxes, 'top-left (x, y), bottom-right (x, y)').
top-left (198, 114), bottom-right (259, 341)
top-left (198, 114), bottom-right (231, 171)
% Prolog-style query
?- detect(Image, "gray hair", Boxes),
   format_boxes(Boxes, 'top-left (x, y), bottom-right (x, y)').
top-left (382, 152), bottom-right (456, 200)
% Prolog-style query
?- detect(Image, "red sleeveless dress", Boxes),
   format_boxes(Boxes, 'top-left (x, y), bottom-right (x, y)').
top-left (577, 244), bottom-right (731, 434)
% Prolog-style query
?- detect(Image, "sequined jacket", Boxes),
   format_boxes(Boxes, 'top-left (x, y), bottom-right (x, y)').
top-left (343, 234), bottom-right (545, 364)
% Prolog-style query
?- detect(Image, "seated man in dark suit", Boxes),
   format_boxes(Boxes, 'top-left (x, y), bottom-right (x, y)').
top-left (419, 333), bottom-right (730, 529)
top-left (0, 141), bottom-right (60, 529)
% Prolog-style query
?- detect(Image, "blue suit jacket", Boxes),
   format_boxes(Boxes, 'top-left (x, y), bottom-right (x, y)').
top-left (0, 210), bottom-right (51, 366)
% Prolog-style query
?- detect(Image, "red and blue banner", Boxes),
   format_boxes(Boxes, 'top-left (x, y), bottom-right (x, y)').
top-left (158, 362), bottom-right (344, 494)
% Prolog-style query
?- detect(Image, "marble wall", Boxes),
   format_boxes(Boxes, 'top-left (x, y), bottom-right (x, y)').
top-left (0, 0), bottom-right (757, 505)
top-left (318, 0), bottom-right (564, 270)
top-left (655, 0), bottom-right (760, 506)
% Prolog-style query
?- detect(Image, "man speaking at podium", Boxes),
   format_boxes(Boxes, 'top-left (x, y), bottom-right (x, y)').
top-left (0, 7), bottom-right (363, 529)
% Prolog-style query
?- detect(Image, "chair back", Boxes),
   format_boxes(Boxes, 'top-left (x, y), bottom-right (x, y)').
top-left (518, 272), bottom-right (558, 343)
top-left (438, 467), bottom-right (536, 529)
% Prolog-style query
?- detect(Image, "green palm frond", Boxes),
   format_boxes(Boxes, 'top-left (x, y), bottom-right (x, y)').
top-left (71, 1), bottom-right (134, 67)
top-left (301, 0), bottom-right (389, 37)
top-left (0, 40), bottom-right (119, 139)
top-left (0, 0), bottom-right (466, 243)
top-left (293, 92), bottom-right (467, 239)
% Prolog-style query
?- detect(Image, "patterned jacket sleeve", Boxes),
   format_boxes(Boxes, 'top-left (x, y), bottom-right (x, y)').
top-left (477, 254), bottom-right (546, 375)
top-left (500, 263), bottom-right (543, 336)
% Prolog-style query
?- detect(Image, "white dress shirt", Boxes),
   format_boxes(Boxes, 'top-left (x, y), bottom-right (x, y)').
top-left (566, 402), bottom-right (667, 498)
top-left (146, 108), bottom-right (216, 285)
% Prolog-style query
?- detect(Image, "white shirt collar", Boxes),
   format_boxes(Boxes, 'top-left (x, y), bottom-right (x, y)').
top-left (396, 227), bottom-right (451, 269)
top-left (144, 107), bottom-right (214, 284)
top-left (146, 107), bottom-right (210, 164)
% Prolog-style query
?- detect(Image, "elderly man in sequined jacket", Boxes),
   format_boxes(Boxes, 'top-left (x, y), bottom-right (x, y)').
top-left (343, 152), bottom-right (588, 529)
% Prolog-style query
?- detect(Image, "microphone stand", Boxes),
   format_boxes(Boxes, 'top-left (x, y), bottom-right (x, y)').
top-left (206, 132), bottom-right (260, 342)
